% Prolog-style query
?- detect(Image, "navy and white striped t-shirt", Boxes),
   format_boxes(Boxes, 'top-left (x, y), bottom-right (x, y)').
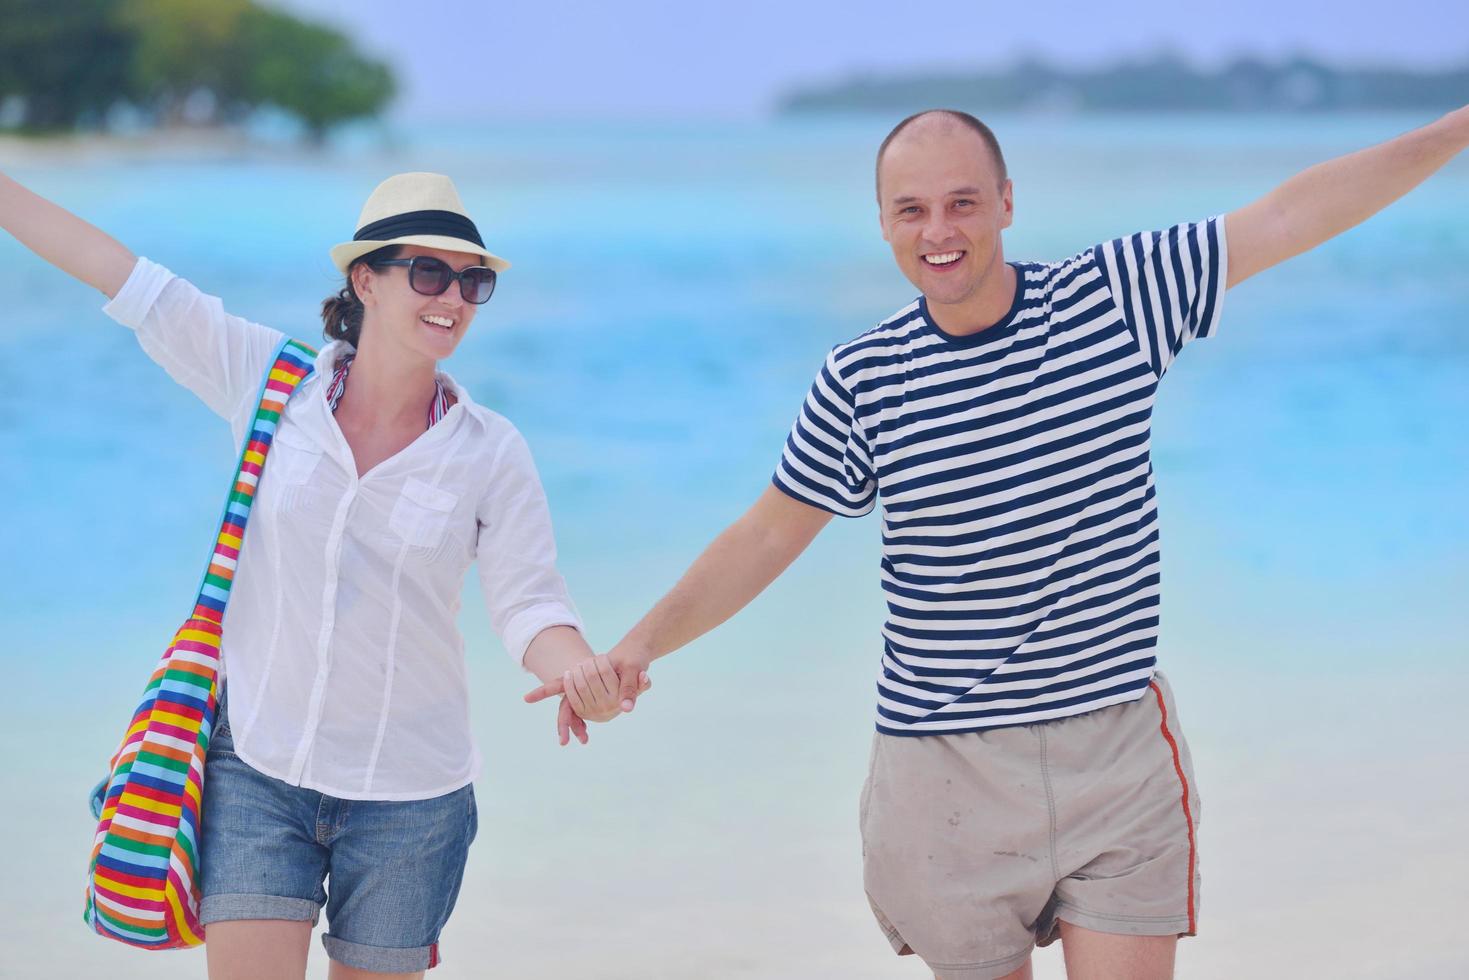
top-left (774, 218), bottom-right (1227, 735)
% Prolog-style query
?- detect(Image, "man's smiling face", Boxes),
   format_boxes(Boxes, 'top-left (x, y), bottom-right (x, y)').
top-left (878, 117), bottom-right (1013, 309)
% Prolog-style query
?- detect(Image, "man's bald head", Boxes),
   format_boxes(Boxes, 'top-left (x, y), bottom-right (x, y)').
top-left (875, 110), bottom-right (1008, 201)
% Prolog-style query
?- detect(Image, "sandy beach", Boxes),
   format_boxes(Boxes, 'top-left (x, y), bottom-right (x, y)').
top-left (9, 606), bottom-right (1467, 979)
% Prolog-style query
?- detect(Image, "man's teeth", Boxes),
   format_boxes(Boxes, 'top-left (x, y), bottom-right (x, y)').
top-left (924, 251), bottom-right (964, 266)
top-left (421, 315), bottom-right (454, 328)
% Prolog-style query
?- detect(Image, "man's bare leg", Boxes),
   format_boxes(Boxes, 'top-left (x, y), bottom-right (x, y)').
top-left (1057, 921), bottom-right (1175, 980)
top-left (935, 959), bottom-right (1032, 980)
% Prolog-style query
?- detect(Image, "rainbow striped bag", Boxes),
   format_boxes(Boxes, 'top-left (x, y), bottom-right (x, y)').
top-left (84, 338), bottom-right (316, 949)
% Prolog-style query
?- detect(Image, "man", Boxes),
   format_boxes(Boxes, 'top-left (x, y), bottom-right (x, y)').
top-left (529, 106), bottom-right (1469, 979)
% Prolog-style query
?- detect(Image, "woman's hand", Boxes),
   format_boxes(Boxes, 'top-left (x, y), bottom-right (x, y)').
top-left (529, 654), bottom-right (651, 743)
top-left (560, 654), bottom-right (651, 724)
top-left (556, 696), bottom-right (589, 747)
top-left (524, 627), bottom-right (645, 744)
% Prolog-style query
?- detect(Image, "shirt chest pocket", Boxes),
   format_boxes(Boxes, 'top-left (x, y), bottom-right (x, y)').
top-left (389, 477), bottom-right (460, 550)
top-left (266, 429), bottom-right (327, 509)
top-left (270, 441), bottom-right (322, 484)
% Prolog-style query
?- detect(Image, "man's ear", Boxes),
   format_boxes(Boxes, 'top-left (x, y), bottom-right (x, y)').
top-left (1000, 179), bottom-right (1014, 230)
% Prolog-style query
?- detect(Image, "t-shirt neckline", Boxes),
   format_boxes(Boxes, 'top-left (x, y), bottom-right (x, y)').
top-left (918, 262), bottom-right (1029, 348)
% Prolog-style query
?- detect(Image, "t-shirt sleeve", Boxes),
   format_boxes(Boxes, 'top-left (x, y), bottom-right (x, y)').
top-left (476, 429), bottom-right (584, 665)
top-left (771, 349), bottom-right (878, 517)
top-left (102, 257), bottom-right (287, 424)
top-left (1093, 216), bottom-right (1227, 380)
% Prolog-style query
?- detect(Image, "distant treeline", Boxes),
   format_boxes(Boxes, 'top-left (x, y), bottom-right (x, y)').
top-left (779, 54), bottom-right (1469, 114)
top-left (0, 0), bottom-right (395, 139)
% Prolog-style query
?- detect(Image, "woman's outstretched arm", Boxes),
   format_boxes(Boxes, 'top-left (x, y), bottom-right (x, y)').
top-left (3, 169), bottom-right (285, 427)
top-left (0, 171), bottom-right (135, 297)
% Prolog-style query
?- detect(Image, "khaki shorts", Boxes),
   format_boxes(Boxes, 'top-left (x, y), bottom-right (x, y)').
top-left (860, 672), bottom-right (1201, 980)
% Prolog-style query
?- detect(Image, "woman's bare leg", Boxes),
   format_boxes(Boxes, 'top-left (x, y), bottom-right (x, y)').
top-left (206, 919), bottom-right (313, 980)
top-left (328, 964), bottom-right (424, 980)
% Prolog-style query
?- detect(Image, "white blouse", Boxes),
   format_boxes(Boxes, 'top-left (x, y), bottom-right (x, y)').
top-left (104, 258), bottom-right (582, 800)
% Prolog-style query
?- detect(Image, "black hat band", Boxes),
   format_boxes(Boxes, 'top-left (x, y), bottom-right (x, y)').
top-left (354, 209), bottom-right (485, 248)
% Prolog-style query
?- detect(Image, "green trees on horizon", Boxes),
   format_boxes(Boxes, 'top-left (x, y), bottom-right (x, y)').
top-left (779, 53), bottom-right (1469, 115)
top-left (0, 0), bottom-right (396, 140)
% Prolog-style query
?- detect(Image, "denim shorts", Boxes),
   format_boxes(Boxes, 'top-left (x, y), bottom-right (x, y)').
top-left (198, 703), bottom-right (478, 973)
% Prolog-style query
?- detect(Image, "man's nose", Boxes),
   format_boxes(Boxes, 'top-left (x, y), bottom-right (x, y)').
top-left (922, 210), bottom-right (955, 245)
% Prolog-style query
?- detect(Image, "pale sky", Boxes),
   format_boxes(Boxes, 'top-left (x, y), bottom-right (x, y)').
top-left (279, 0), bottom-right (1469, 119)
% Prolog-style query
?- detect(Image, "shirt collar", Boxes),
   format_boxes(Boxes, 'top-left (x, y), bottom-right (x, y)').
top-left (314, 339), bottom-right (474, 414)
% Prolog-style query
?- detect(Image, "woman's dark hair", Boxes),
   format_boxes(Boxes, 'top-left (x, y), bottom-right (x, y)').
top-left (321, 244), bottom-right (403, 347)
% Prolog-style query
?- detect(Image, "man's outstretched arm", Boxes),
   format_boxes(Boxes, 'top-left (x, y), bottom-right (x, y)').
top-left (525, 484), bottom-right (834, 712)
top-left (1226, 104), bottom-right (1469, 289)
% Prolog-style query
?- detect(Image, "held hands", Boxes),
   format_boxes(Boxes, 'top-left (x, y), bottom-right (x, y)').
top-left (526, 649), bottom-right (653, 745)
top-left (561, 655), bottom-right (650, 723)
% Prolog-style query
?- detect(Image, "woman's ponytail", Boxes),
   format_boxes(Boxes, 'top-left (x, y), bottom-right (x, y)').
top-left (320, 285), bottom-right (363, 346)
top-left (320, 245), bottom-right (402, 348)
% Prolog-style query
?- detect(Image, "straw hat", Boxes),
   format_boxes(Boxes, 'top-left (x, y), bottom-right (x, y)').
top-left (330, 172), bottom-right (509, 274)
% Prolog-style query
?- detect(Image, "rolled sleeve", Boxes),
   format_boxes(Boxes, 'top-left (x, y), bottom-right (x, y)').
top-left (102, 257), bottom-right (173, 328)
top-left (476, 430), bottom-right (583, 665)
top-left (500, 602), bottom-right (585, 667)
top-left (102, 256), bottom-right (286, 423)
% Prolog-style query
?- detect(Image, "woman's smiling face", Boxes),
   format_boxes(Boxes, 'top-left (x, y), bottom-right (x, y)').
top-left (354, 244), bottom-right (487, 363)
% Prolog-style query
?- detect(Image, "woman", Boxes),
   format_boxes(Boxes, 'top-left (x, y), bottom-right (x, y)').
top-left (0, 170), bottom-right (644, 979)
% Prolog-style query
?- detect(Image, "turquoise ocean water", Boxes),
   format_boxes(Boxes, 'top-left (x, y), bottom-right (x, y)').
top-left (1, 116), bottom-right (1466, 978)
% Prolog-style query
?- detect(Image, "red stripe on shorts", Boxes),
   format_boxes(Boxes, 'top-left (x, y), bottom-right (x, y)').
top-left (1150, 680), bottom-right (1197, 934)
top-left (428, 942), bottom-right (439, 969)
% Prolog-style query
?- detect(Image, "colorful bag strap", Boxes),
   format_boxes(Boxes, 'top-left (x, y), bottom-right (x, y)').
top-left (190, 337), bottom-right (317, 624)
top-left (83, 337), bottom-right (319, 950)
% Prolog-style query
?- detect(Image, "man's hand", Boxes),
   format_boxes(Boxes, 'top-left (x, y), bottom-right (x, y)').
top-left (563, 653), bottom-right (650, 722)
top-left (527, 653), bottom-right (652, 741)
top-left (606, 643), bottom-right (657, 713)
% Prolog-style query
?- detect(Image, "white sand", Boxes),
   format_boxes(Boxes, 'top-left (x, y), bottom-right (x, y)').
top-left (13, 636), bottom-right (1467, 980)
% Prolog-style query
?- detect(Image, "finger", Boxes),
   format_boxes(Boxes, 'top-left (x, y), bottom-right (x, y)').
top-left (524, 676), bottom-right (566, 704)
top-left (577, 661), bottom-right (611, 710)
top-left (566, 667), bottom-right (594, 717)
top-left (556, 697), bottom-right (571, 746)
top-left (562, 670), bottom-right (585, 716)
top-left (638, 670), bottom-right (652, 693)
top-left (569, 708), bottom-right (589, 745)
top-left (593, 657), bottom-right (619, 700)
top-left (618, 664), bottom-right (642, 713)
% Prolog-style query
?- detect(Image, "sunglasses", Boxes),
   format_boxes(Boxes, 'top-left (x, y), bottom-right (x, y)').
top-left (370, 256), bottom-right (497, 304)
